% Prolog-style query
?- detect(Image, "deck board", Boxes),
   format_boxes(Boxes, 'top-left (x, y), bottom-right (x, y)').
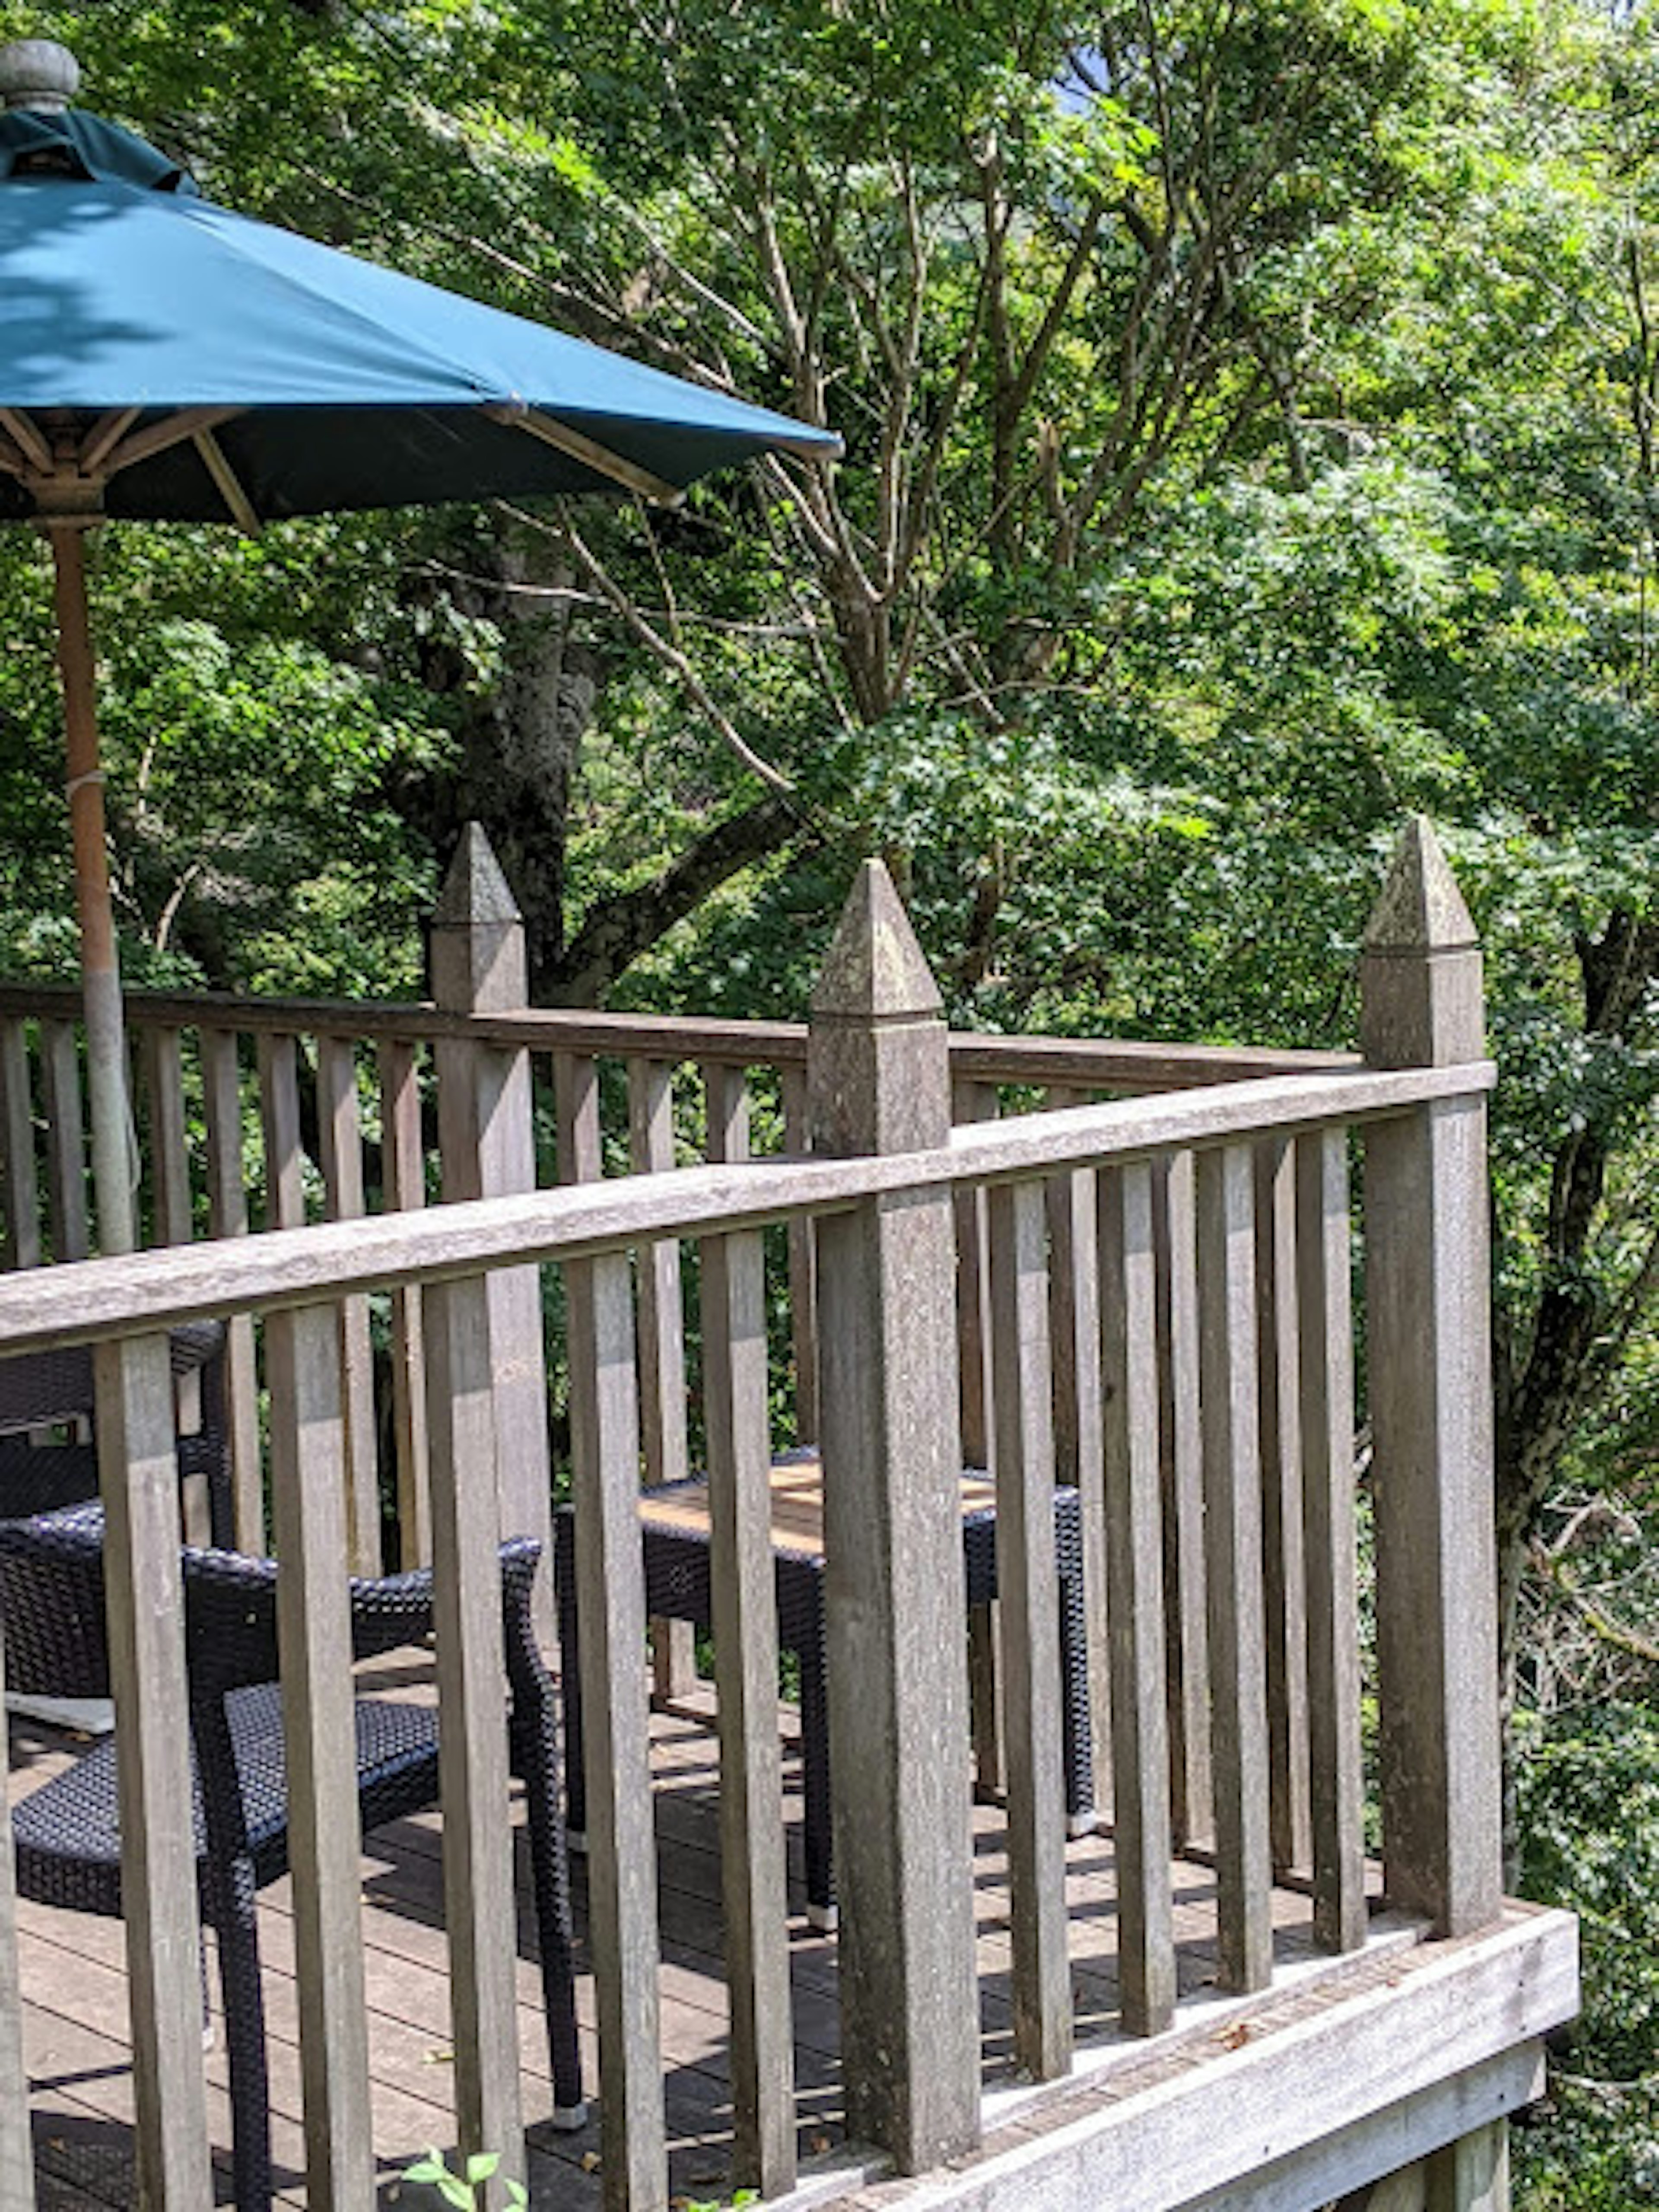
top-left (9, 1667), bottom-right (1365, 2210)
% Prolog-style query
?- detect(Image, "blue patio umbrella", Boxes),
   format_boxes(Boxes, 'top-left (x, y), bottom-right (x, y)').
top-left (0, 38), bottom-right (840, 1249)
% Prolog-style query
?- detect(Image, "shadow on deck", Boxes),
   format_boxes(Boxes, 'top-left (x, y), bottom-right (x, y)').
top-left (12, 1666), bottom-right (1383, 2212)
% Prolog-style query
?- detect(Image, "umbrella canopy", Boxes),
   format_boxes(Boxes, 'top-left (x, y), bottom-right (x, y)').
top-left (0, 38), bottom-right (839, 1249)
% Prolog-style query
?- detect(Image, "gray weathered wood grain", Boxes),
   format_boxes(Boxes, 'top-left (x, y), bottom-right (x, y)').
top-left (1255, 1133), bottom-right (1311, 1878)
top-left (1153, 1149), bottom-right (1210, 1850)
top-left (265, 1301), bottom-right (375, 2212)
top-left (1361, 820), bottom-right (1502, 1940)
top-left (0, 1016), bottom-right (38, 1271)
top-left (1099, 1160), bottom-right (1176, 2035)
top-left (1297, 1127), bottom-right (1368, 1954)
top-left (809, 861), bottom-right (981, 2172)
top-left (379, 1036), bottom-right (431, 1569)
top-left (200, 1025), bottom-right (264, 1552)
top-left (95, 1331), bottom-right (213, 2210)
top-left (0, 1064), bottom-right (1494, 1357)
top-left (1197, 1141), bottom-right (1274, 1994)
top-left (702, 1208), bottom-right (795, 2193)
top-left (565, 1245), bottom-right (667, 2212)
top-left (423, 1274), bottom-right (526, 2198)
top-left (40, 1020), bottom-right (87, 1263)
top-left (432, 830), bottom-right (553, 1619)
top-left (986, 1176), bottom-right (1073, 2080)
top-left (316, 1034), bottom-right (381, 1574)
top-left (0, 1581), bottom-right (36, 2212)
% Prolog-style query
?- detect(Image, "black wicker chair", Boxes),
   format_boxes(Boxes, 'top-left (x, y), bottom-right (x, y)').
top-left (0, 1322), bottom-right (233, 1542)
top-left (0, 1510), bottom-right (584, 2210)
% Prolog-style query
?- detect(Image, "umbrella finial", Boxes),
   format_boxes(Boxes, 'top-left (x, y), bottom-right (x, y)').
top-left (0, 38), bottom-right (80, 112)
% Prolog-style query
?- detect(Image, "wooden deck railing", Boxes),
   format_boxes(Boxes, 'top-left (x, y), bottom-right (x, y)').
top-left (0, 828), bottom-right (1506, 2212)
top-left (0, 829), bottom-right (1356, 1725)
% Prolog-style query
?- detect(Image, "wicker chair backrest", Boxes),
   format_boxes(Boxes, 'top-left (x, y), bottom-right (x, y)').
top-left (0, 1510), bottom-right (545, 1710)
top-left (0, 1509), bottom-right (110, 1699)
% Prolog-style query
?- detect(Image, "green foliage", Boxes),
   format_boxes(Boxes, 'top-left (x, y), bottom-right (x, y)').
top-left (1514, 1703), bottom-right (1659, 2207)
top-left (399, 2147), bottom-right (528, 2210)
top-left (1, 9), bottom-right (1657, 2187)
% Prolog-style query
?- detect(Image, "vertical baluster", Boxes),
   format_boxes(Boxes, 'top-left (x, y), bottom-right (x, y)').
top-left (424, 1274), bottom-right (527, 2198)
top-left (703, 1060), bottom-right (794, 2190)
top-left (257, 1031), bottom-right (306, 1231)
top-left (96, 1332), bottom-right (213, 2210)
top-left (954, 1077), bottom-right (1002, 1798)
top-left (1197, 1141), bottom-right (1274, 1994)
top-left (140, 1023), bottom-right (207, 1534)
top-left (380, 1037), bottom-right (431, 1569)
top-left (1296, 1127), bottom-right (1368, 1953)
top-left (140, 1025), bottom-right (191, 1247)
top-left (701, 1062), bottom-right (750, 1163)
top-left (781, 1062), bottom-right (819, 1442)
top-left (629, 1055), bottom-right (690, 1494)
top-left (265, 1303), bottom-right (375, 2210)
top-left (953, 1077), bottom-right (997, 1468)
top-left (1154, 1148), bottom-right (1211, 1849)
top-left (200, 1028), bottom-right (264, 1552)
top-left (1100, 1161), bottom-right (1176, 2035)
top-left (566, 1246), bottom-right (667, 2212)
top-left (1256, 1134), bottom-right (1311, 1878)
top-left (555, 1052), bottom-right (602, 1187)
top-left (41, 1018), bottom-right (88, 1261)
top-left (986, 1176), bottom-right (1073, 2079)
top-left (0, 1571), bottom-right (37, 2212)
top-left (1046, 1086), bottom-right (1108, 1808)
top-left (316, 1035), bottom-right (381, 1573)
top-left (629, 1055), bottom-right (693, 1700)
top-left (0, 1016), bottom-right (41, 1271)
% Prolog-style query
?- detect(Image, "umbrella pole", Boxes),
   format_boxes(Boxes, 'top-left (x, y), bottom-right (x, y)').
top-left (49, 523), bottom-right (137, 1257)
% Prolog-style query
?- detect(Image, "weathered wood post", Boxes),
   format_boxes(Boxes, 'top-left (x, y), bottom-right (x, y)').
top-left (1362, 817), bottom-right (1503, 1940)
top-left (808, 861), bottom-right (981, 2171)
top-left (430, 827), bottom-right (553, 1605)
top-left (0, 1575), bottom-right (35, 2212)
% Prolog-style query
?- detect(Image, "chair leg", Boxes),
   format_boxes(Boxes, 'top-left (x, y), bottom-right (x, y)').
top-left (798, 1631), bottom-right (836, 1930)
top-left (207, 1854), bottom-right (274, 2212)
top-left (1059, 1566), bottom-right (1096, 1834)
top-left (512, 1708), bottom-right (588, 2130)
top-left (553, 1513), bottom-right (588, 1845)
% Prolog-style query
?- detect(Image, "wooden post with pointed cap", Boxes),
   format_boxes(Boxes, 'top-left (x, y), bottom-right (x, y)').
top-left (807, 861), bottom-right (980, 2172)
top-left (431, 827), bottom-right (553, 1619)
top-left (1362, 818), bottom-right (1503, 1941)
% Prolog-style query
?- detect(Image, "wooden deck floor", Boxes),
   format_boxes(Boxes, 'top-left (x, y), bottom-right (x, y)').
top-left (10, 1671), bottom-right (1364, 2211)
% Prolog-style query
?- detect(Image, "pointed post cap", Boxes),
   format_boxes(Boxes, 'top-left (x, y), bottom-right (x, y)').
top-left (1362, 817), bottom-right (1478, 957)
top-left (433, 821), bottom-right (523, 931)
top-left (1360, 817), bottom-right (1484, 1066)
top-left (808, 860), bottom-right (950, 1155)
top-left (810, 858), bottom-right (944, 1023)
top-left (0, 39), bottom-right (79, 112)
top-left (430, 823), bottom-right (527, 1014)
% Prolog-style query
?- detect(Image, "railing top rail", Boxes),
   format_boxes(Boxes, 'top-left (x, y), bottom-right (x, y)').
top-left (0, 980), bottom-right (1359, 1088)
top-left (0, 1060), bottom-right (1491, 1355)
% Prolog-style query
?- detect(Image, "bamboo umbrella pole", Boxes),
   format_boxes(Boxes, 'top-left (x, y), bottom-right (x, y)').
top-left (49, 522), bottom-right (136, 1256)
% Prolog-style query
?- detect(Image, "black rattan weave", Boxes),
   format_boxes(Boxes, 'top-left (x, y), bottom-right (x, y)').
top-left (0, 1323), bottom-right (233, 1542)
top-left (0, 1511), bottom-right (583, 2210)
top-left (554, 1460), bottom-right (1095, 1923)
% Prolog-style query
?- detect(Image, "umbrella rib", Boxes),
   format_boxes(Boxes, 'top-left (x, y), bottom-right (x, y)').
top-left (103, 405), bottom-right (246, 480)
top-left (79, 409), bottom-right (143, 476)
top-left (0, 408), bottom-right (54, 475)
top-left (193, 428), bottom-right (262, 535)
top-left (0, 428), bottom-right (27, 478)
top-left (484, 403), bottom-right (684, 508)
